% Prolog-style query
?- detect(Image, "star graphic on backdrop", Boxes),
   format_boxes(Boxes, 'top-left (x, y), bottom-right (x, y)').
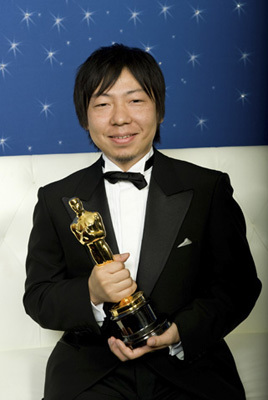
top-left (141, 43), bottom-right (155, 55)
top-left (0, 61), bottom-right (10, 78)
top-left (233, 2), bottom-right (246, 16)
top-left (39, 100), bottom-right (53, 117)
top-left (195, 116), bottom-right (208, 131)
top-left (187, 51), bottom-right (200, 67)
top-left (7, 38), bottom-right (22, 57)
top-left (27, 146), bottom-right (33, 152)
top-left (51, 14), bottom-right (66, 32)
top-left (128, 9), bottom-right (142, 25)
top-left (239, 50), bottom-right (252, 65)
top-left (0, 136), bottom-right (11, 152)
top-left (159, 3), bottom-right (173, 20)
top-left (237, 90), bottom-right (250, 105)
top-left (44, 47), bottom-right (59, 66)
top-left (81, 8), bottom-right (95, 26)
top-left (191, 6), bottom-right (205, 23)
top-left (19, 8), bottom-right (35, 28)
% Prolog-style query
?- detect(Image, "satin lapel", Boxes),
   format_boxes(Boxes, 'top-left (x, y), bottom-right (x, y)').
top-left (136, 150), bottom-right (193, 296)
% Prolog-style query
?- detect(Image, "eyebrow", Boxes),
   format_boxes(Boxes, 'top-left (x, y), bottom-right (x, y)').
top-left (92, 88), bottom-right (145, 99)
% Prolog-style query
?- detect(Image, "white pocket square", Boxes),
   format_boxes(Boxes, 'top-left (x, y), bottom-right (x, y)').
top-left (177, 238), bottom-right (192, 248)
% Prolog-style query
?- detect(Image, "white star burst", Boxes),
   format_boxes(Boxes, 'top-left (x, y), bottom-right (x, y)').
top-left (141, 43), bottom-right (155, 55)
top-left (7, 38), bottom-right (22, 57)
top-left (159, 2), bottom-right (173, 20)
top-left (191, 6), bottom-right (205, 23)
top-left (0, 61), bottom-right (10, 78)
top-left (51, 14), bottom-right (66, 32)
top-left (239, 50), bottom-right (252, 65)
top-left (44, 47), bottom-right (59, 66)
top-left (195, 116), bottom-right (208, 131)
top-left (81, 8), bottom-right (95, 26)
top-left (39, 100), bottom-right (53, 118)
top-left (237, 90), bottom-right (250, 105)
top-left (187, 52), bottom-right (200, 67)
top-left (128, 9), bottom-right (142, 25)
top-left (233, 2), bottom-right (246, 16)
top-left (20, 8), bottom-right (35, 28)
top-left (0, 136), bottom-right (11, 152)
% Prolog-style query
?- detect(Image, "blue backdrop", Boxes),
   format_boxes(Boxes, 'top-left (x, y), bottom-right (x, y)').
top-left (0, 0), bottom-right (267, 156)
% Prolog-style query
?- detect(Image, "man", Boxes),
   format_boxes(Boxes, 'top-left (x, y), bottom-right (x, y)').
top-left (23, 44), bottom-right (261, 400)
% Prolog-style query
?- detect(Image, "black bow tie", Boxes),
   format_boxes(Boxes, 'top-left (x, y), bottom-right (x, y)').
top-left (102, 154), bottom-right (154, 190)
top-left (103, 171), bottom-right (147, 190)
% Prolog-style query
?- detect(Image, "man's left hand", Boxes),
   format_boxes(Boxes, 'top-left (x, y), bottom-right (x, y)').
top-left (108, 322), bottom-right (180, 362)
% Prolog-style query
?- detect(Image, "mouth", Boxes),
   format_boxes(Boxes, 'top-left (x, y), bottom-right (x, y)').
top-left (108, 133), bottom-right (137, 144)
top-left (109, 134), bottom-right (136, 139)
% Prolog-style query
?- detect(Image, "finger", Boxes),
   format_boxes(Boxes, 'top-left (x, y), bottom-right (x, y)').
top-left (116, 340), bottom-right (154, 359)
top-left (98, 253), bottom-right (130, 273)
top-left (113, 274), bottom-right (135, 290)
top-left (108, 337), bottom-right (129, 362)
top-left (113, 253), bottom-right (130, 263)
top-left (108, 337), bottom-right (154, 361)
top-left (97, 260), bottom-right (128, 274)
top-left (115, 282), bottom-right (137, 301)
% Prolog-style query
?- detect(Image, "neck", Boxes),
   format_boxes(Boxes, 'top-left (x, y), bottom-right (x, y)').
top-left (103, 148), bottom-right (154, 172)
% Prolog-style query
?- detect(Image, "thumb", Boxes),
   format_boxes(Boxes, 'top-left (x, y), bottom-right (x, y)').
top-left (113, 253), bottom-right (130, 263)
top-left (147, 323), bottom-right (180, 348)
top-left (147, 335), bottom-right (163, 348)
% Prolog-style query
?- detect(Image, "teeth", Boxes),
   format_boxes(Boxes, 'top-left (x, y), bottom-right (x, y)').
top-left (113, 135), bottom-right (132, 139)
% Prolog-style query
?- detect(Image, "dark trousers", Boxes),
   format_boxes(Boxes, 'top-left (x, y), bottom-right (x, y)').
top-left (75, 360), bottom-right (201, 400)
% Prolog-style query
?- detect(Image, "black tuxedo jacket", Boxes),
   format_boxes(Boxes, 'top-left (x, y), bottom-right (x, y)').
top-left (24, 150), bottom-right (261, 400)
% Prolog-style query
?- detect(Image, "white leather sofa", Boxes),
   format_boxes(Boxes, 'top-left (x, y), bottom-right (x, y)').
top-left (0, 146), bottom-right (267, 399)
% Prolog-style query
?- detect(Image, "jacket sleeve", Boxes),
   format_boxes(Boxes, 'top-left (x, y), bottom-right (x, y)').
top-left (23, 187), bottom-right (101, 334)
top-left (174, 173), bottom-right (262, 361)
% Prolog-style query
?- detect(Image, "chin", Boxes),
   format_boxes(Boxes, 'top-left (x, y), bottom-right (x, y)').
top-left (114, 153), bottom-right (136, 163)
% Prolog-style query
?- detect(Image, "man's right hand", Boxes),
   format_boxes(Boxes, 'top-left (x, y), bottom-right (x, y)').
top-left (88, 253), bottom-right (137, 305)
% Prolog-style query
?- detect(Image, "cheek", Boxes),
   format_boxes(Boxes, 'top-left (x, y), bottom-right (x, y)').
top-left (87, 115), bottom-right (106, 136)
top-left (141, 115), bottom-right (158, 134)
top-left (140, 107), bottom-right (158, 129)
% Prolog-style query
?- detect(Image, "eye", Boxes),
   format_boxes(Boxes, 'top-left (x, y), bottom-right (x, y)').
top-left (95, 103), bottom-right (108, 108)
top-left (131, 99), bottom-right (143, 104)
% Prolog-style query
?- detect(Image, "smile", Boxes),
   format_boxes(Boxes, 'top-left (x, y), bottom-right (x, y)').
top-left (110, 134), bottom-right (136, 139)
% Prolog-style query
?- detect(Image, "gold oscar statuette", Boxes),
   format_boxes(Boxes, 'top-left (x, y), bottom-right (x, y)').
top-left (69, 197), bottom-right (170, 349)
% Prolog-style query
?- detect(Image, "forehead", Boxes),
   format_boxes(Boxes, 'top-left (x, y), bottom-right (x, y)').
top-left (93, 68), bottom-right (143, 97)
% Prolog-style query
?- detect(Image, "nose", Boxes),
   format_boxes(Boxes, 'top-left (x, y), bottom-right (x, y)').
top-left (110, 102), bottom-right (131, 126)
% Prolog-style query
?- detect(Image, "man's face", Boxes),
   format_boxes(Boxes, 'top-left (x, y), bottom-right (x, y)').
top-left (87, 68), bottom-right (159, 171)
